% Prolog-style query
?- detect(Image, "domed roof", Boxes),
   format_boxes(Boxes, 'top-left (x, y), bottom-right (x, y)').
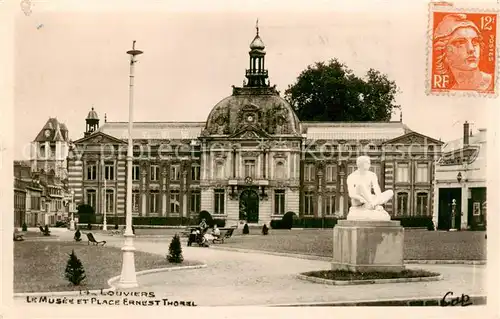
top-left (87, 107), bottom-right (99, 120)
top-left (204, 87), bottom-right (301, 136)
top-left (250, 35), bottom-right (265, 50)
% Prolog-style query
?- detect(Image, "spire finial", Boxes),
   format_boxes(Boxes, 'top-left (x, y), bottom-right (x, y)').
top-left (256, 18), bottom-right (259, 36)
top-left (400, 110), bottom-right (403, 122)
top-left (105, 113), bottom-right (107, 123)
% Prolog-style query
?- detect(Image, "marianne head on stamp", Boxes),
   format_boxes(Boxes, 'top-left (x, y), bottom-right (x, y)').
top-left (433, 13), bottom-right (494, 92)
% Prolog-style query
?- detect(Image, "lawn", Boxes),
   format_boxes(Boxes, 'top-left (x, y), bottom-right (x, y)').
top-left (14, 241), bottom-right (200, 293)
top-left (221, 229), bottom-right (487, 261)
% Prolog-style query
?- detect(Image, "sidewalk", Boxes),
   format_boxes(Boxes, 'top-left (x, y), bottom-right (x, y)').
top-left (73, 233), bottom-right (487, 306)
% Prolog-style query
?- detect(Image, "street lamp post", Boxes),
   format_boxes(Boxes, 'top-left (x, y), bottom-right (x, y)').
top-left (69, 189), bottom-right (75, 231)
top-left (116, 41), bottom-right (142, 289)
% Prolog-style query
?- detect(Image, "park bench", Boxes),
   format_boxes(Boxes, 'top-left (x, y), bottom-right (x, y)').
top-left (86, 233), bottom-right (106, 246)
top-left (212, 228), bottom-right (235, 244)
top-left (39, 226), bottom-right (50, 236)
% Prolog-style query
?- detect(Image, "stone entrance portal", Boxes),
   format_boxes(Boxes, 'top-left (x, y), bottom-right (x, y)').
top-left (239, 189), bottom-right (259, 223)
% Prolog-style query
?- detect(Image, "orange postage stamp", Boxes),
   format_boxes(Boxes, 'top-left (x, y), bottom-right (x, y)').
top-left (428, 3), bottom-right (499, 96)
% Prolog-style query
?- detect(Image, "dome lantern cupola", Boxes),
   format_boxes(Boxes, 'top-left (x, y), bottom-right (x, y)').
top-left (245, 19), bottom-right (269, 88)
top-left (84, 106), bottom-right (100, 137)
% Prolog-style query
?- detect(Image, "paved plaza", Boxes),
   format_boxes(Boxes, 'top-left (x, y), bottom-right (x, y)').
top-left (15, 230), bottom-right (486, 307)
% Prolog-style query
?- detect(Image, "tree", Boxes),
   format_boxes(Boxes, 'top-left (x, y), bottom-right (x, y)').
top-left (284, 59), bottom-right (400, 122)
top-left (65, 250), bottom-right (86, 285)
top-left (167, 234), bottom-right (184, 263)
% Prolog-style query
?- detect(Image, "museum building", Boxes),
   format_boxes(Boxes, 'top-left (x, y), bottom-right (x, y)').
top-left (67, 28), bottom-right (443, 227)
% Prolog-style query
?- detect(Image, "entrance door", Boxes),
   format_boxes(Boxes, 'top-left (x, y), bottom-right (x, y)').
top-left (239, 189), bottom-right (259, 223)
top-left (438, 188), bottom-right (462, 230)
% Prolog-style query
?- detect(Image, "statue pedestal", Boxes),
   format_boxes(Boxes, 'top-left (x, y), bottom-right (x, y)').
top-left (332, 220), bottom-right (405, 273)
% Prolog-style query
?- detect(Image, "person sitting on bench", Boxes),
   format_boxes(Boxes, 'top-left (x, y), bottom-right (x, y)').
top-left (212, 224), bottom-right (221, 238)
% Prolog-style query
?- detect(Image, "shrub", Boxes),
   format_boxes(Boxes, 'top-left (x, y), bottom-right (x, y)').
top-left (282, 211), bottom-right (296, 230)
top-left (262, 224), bottom-right (269, 235)
top-left (198, 211), bottom-right (213, 226)
top-left (243, 223), bottom-right (249, 234)
top-left (65, 250), bottom-right (86, 285)
top-left (270, 220), bottom-right (282, 229)
top-left (77, 204), bottom-right (95, 224)
top-left (55, 220), bottom-right (67, 228)
top-left (21, 222), bottom-right (27, 232)
top-left (167, 234), bottom-right (184, 263)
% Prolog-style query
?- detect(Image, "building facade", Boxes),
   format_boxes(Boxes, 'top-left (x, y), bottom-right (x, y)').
top-left (14, 160), bottom-right (70, 227)
top-left (68, 29), bottom-right (443, 227)
top-left (434, 122), bottom-right (487, 230)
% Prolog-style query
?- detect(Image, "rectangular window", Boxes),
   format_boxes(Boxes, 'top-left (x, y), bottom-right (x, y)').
top-left (416, 192), bottom-right (428, 216)
top-left (190, 191), bottom-right (201, 214)
top-left (150, 190), bottom-right (160, 213)
top-left (86, 162), bottom-right (97, 180)
top-left (104, 162), bottom-right (115, 180)
top-left (274, 190), bottom-right (285, 215)
top-left (132, 165), bottom-right (140, 181)
top-left (396, 163), bottom-right (410, 183)
top-left (150, 165), bottom-right (159, 181)
top-left (39, 145), bottom-right (46, 158)
top-left (324, 194), bottom-right (335, 215)
top-left (244, 160), bottom-right (256, 178)
top-left (304, 191), bottom-right (314, 215)
top-left (304, 164), bottom-right (315, 182)
top-left (31, 196), bottom-right (41, 210)
top-left (169, 190), bottom-right (180, 214)
top-left (326, 164), bottom-right (337, 182)
top-left (397, 192), bottom-right (408, 216)
top-left (214, 189), bottom-right (225, 215)
top-left (170, 164), bottom-right (180, 181)
top-left (347, 165), bottom-right (356, 175)
top-left (369, 164), bottom-right (381, 181)
top-left (86, 189), bottom-right (96, 210)
top-left (132, 190), bottom-right (140, 212)
top-left (191, 164), bottom-right (200, 181)
top-left (416, 163), bottom-right (429, 183)
top-left (105, 189), bottom-right (114, 213)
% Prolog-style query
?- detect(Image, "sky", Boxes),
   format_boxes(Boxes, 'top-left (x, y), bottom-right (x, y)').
top-left (13, 1), bottom-right (498, 160)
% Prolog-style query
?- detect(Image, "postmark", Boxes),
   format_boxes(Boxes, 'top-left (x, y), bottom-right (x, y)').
top-left (427, 2), bottom-right (499, 96)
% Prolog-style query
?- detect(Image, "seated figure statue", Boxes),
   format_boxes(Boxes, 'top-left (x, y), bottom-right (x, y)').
top-left (346, 156), bottom-right (394, 221)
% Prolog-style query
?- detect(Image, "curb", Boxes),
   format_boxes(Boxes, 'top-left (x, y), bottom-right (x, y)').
top-left (210, 246), bottom-right (486, 265)
top-left (262, 295), bottom-right (487, 307)
top-left (107, 264), bottom-right (207, 287)
top-left (405, 260), bottom-right (486, 265)
top-left (296, 273), bottom-right (443, 286)
top-left (14, 264), bottom-right (207, 298)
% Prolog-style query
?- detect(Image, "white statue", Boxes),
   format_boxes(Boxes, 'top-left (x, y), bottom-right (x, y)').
top-left (346, 156), bottom-right (393, 221)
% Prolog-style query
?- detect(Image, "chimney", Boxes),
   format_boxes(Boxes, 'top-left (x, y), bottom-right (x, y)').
top-left (463, 121), bottom-right (470, 146)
